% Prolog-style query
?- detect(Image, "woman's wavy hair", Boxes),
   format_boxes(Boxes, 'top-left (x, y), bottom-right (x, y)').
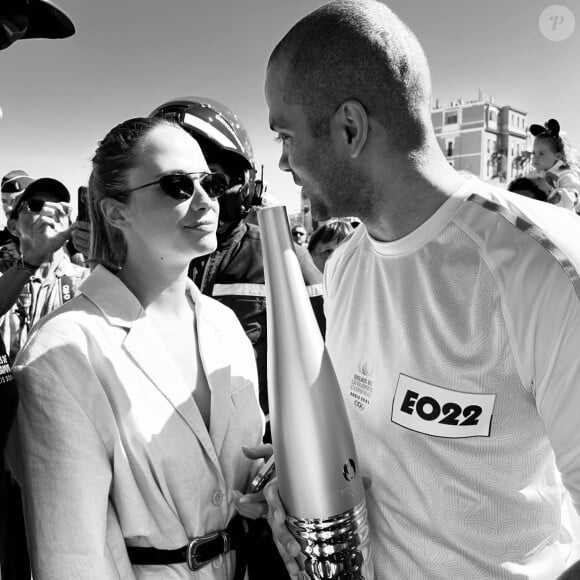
top-left (88, 116), bottom-right (177, 271)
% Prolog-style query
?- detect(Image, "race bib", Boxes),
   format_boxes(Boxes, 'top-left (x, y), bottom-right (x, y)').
top-left (392, 374), bottom-right (496, 438)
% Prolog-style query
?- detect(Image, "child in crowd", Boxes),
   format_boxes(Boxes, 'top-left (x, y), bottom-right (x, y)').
top-left (308, 219), bottom-right (354, 273)
top-left (527, 118), bottom-right (580, 212)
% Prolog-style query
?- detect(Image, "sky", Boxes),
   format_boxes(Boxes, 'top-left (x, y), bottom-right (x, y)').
top-left (1, 0), bottom-right (579, 214)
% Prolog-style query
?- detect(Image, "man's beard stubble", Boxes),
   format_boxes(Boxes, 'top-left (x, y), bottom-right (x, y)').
top-left (307, 161), bottom-right (370, 223)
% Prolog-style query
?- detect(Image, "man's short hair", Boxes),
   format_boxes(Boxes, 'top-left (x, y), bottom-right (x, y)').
top-left (268, 0), bottom-right (432, 151)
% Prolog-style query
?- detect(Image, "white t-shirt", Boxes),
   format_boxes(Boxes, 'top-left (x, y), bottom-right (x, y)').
top-left (324, 178), bottom-right (580, 579)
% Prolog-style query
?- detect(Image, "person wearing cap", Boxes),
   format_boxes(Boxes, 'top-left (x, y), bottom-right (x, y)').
top-left (0, 174), bottom-right (77, 580)
top-left (0, 171), bottom-right (33, 274)
top-left (1, 170), bottom-right (34, 226)
top-left (0, 177), bottom-right (89, 359)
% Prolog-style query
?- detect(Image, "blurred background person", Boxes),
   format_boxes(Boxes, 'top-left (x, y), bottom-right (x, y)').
top-left (0, 177), bottom-right (88, 359)
top-left (307, 219), bottom-right (354, 273)
top-left (7, 116), bottom-right (266, 579)
top-left (0, 176), bottom-right (84, 580)
top-left (290, 224), bottom-right (307, 245)
top-left (1, 170), bottom-right (33, 228)
top-left (0, 3), bottom-right (76, 579)
top-left (0, 171), bottom-right (33, 274)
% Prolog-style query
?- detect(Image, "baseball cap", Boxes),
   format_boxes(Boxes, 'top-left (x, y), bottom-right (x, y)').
top-left (1, 170), bottom-right (34, 194)
top-left (11, 177), bottom-right (70, 217)
top-left (0, 0), bottom-right (75, 51)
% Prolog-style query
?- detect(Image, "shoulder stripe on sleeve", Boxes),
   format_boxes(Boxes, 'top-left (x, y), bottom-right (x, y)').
top-left (467, 193), bottom-right (580, 300)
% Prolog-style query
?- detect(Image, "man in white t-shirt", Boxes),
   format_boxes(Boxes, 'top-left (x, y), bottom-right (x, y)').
top-left (262, 1), bottom-right (580, 578)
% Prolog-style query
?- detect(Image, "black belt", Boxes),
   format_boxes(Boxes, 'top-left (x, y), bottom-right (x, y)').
top-left (126, 517), bottom-right (244, 572)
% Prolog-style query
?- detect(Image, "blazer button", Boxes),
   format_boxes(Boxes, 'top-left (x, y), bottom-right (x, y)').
top-left (212, 490), bottom-right (223, 505)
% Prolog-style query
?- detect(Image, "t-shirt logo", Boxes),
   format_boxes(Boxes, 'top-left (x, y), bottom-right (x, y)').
top-left (391, 374), bottom-right (496, 438)
top-left (349, 360), bottom-right (374, 411)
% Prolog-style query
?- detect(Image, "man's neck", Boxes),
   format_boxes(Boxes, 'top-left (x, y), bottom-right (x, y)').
top-left (364, 149), bottom-right (467, 242)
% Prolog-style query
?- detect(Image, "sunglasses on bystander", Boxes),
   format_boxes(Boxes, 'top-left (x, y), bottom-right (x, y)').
top-left (21, 199), bottom-right (47, 213)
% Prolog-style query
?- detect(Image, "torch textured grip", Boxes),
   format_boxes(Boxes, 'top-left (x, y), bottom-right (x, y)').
top-left (288, 500), bottom-right (373, 579)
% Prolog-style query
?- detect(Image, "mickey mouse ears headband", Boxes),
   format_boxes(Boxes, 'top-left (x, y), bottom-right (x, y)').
top-left (529, 118), bottom-right (561, 138)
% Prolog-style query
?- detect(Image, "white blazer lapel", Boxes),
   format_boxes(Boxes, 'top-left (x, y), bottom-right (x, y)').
top-left (192, 291), bottom-right (235, 457)
top-left (122, 316), bottom-right (222, 472)
top-left (82, 267), bottom-right (223, 472)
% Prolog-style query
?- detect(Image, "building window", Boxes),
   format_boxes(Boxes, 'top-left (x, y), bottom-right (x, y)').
top-left (446, 139), bottom-right (454, 156)
top-left (488, 110), bottom-right (496, 122)
top-left (445, 112), bottom-right (458, 125)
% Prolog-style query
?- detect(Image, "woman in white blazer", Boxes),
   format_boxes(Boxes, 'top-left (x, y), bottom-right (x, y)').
top-left (7, 117), bottom-right (266, 579)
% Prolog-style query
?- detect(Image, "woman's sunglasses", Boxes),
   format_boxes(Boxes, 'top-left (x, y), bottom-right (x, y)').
top-left (120, 171), bottom-right (230, 200)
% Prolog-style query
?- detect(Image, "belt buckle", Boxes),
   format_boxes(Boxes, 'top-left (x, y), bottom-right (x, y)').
top-left (186, 531), bottom-right (228, 571)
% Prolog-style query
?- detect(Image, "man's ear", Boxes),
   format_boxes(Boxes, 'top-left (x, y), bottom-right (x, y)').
top-left (333, 100), bottom-right (368, 159)
top-left (99, 198), bottom-right (130, 231)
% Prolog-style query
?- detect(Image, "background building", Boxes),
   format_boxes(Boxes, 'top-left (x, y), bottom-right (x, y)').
top-left (432, 92), bottom-right (533, 184)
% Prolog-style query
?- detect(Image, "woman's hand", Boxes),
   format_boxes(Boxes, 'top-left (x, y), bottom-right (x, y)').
top-left (231, 443), bottom-right (273, 520)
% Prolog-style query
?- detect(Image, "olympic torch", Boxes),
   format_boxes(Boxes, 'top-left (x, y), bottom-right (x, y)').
top-left (258, 206), bottom-right (374, 579)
